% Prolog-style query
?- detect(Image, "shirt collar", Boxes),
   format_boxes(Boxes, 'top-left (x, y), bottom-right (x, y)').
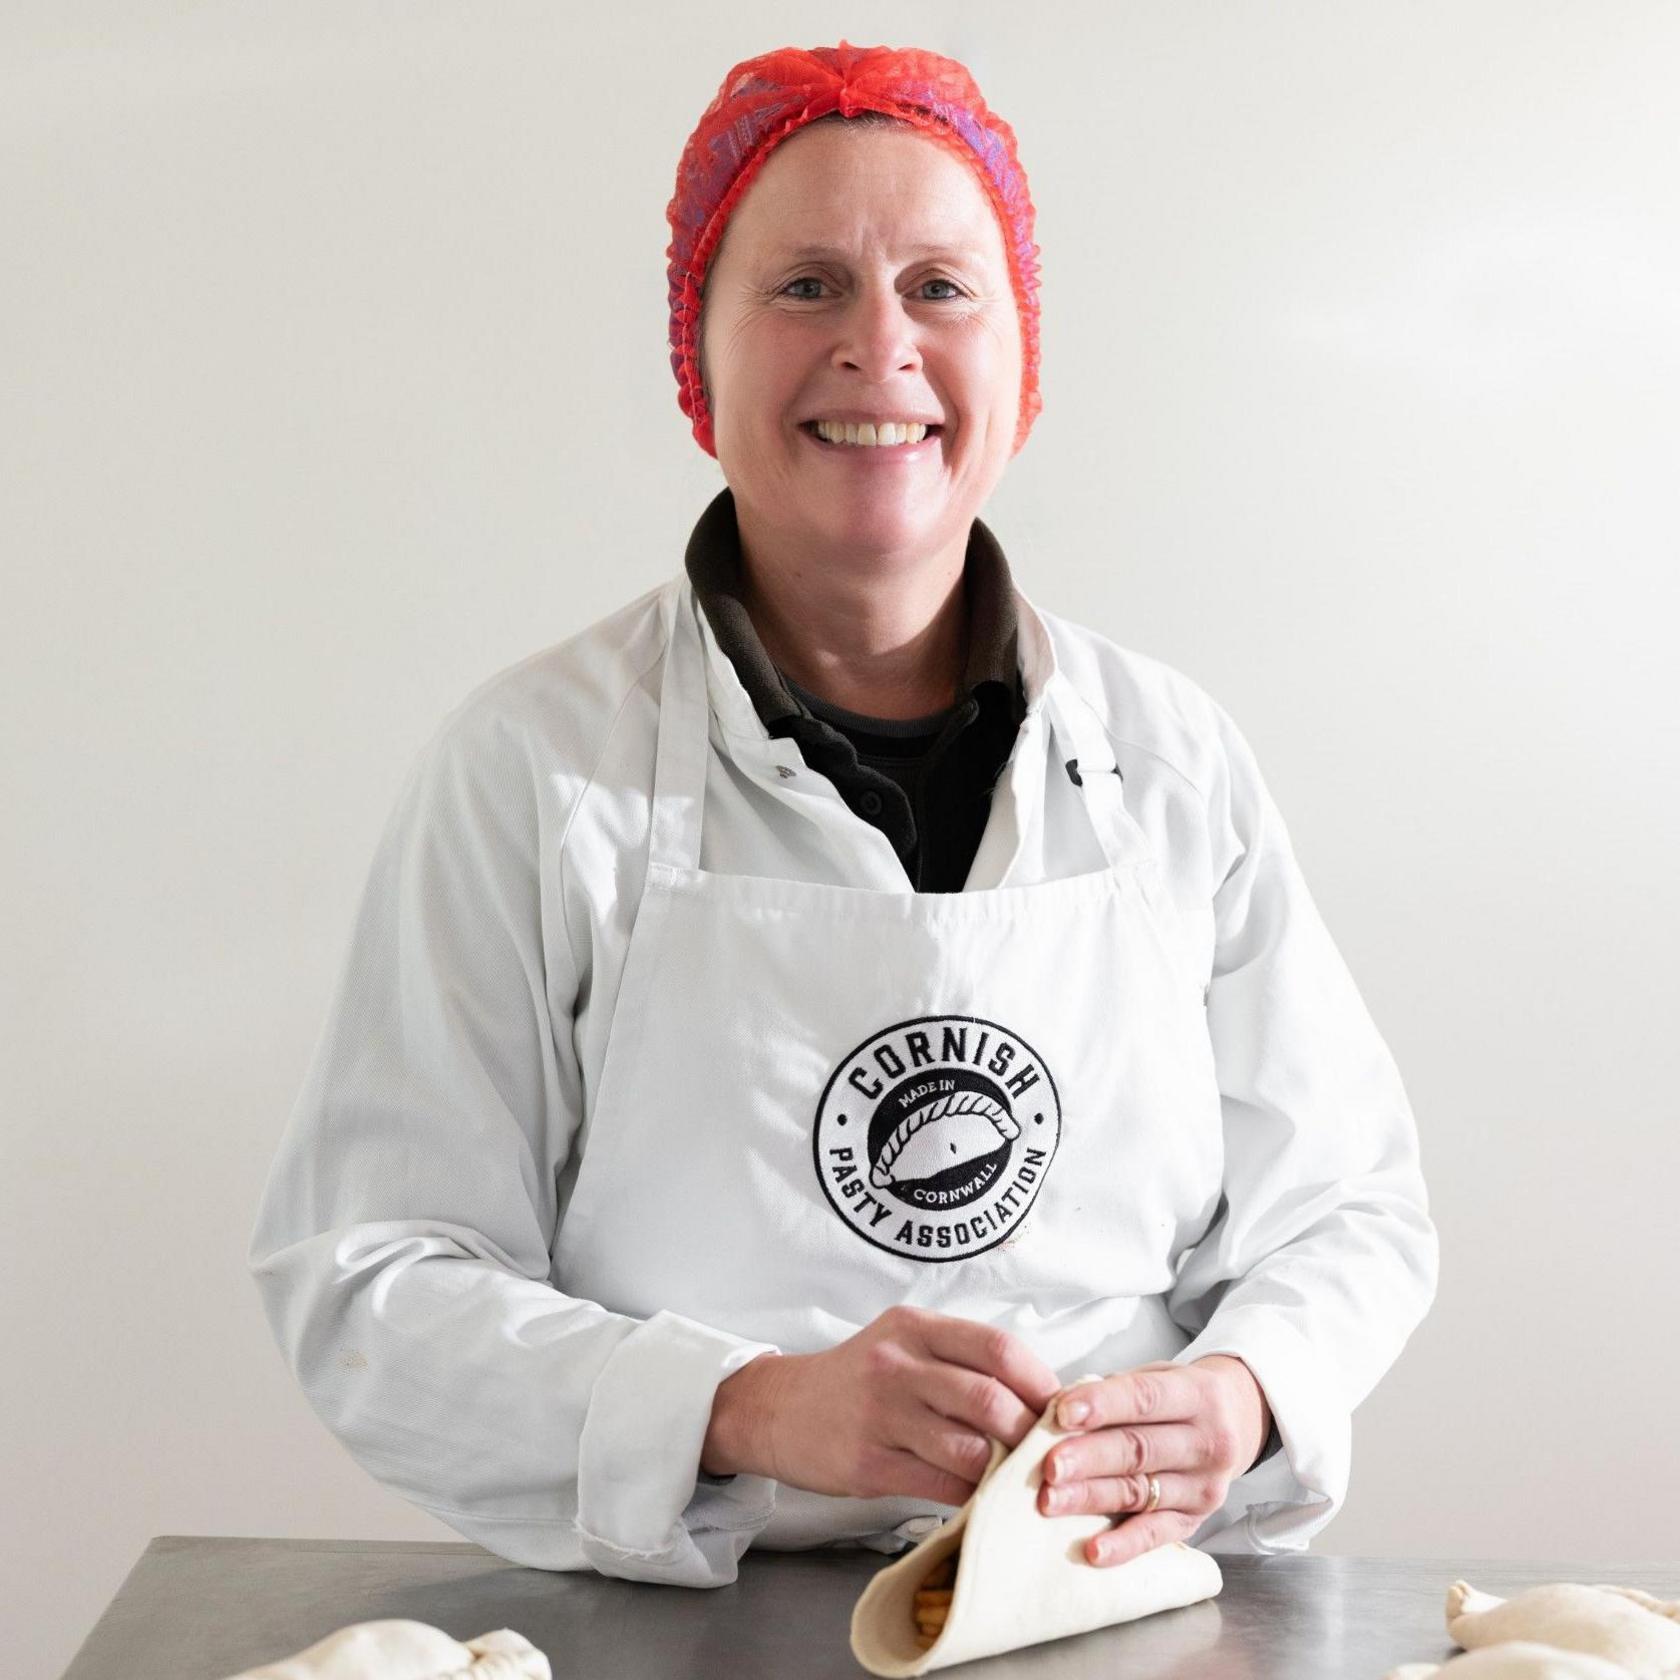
top-left (683, 487), bottom-right (1035, 741)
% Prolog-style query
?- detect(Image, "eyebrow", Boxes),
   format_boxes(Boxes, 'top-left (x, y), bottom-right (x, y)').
top-left (775, 243), bottom-right (989, 266)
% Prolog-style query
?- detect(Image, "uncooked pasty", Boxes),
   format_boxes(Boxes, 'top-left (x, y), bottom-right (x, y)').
top-left (1440, 1581), bottom-right (1680, 1680)
top-left (850, 1372), bottom-right (1223, 1677)
top-left (1385, 1640), bottom-right (1642, 1679)
top-left (219, 1619), bottom-right (550, 1680)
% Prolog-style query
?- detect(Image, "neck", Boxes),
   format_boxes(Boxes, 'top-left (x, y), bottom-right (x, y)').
top-left (733, 506), bottom-right (971, 722)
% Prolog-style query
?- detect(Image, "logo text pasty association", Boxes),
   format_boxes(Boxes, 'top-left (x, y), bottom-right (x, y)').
top-left (812, 1015), bottom-right (1062, 1262)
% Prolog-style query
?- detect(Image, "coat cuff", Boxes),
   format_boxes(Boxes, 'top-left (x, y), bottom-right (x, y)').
top-left (576, 1307), bottom-right (780, 1586)
top-left (1170, 1308), bottom-right (1349, 1552)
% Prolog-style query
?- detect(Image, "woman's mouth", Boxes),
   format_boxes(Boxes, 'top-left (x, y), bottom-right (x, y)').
top-left (798, 420), bottom-right (944, 460)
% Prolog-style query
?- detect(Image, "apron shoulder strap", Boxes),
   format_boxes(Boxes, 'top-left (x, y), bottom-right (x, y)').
top-left (1037, 628), bottom-right (1160, 877)
top-left (647, 577), bottom-right (710, 872)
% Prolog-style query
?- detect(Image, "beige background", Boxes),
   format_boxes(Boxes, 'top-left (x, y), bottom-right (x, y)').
top-left (5, 4), bottom-right (1677, 1677)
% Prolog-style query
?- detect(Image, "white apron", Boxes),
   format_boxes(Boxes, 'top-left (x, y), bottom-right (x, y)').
top-left (554, 579), bottom-right (1227, 1552)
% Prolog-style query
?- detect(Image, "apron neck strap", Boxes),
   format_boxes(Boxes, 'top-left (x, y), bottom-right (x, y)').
top-left (1039, 670), bottom-right (1157, 874)
top-left (648, 579), bottom-right (711, 871)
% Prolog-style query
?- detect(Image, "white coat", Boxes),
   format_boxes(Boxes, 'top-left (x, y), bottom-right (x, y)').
top-left (248, 569), bottom-right (1439, 1589)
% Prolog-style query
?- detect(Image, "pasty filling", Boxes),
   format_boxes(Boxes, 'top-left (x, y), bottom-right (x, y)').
top-left (913, 1549), bottom-right (958, 1649)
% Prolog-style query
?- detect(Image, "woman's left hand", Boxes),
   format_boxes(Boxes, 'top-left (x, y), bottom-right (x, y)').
top-left (1039, 1355), bottom-right (1273, 1567)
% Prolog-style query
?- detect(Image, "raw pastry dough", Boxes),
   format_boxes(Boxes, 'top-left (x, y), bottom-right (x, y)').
top-left (1442, 1581), bottom-right (1680, 1680)
top-left (220, 1619), bottom-right (550, 1680)
top-left (1385, 1640), bottom-right (1641, 1679)
top-left (850, 1372), bottom-right (1223, 1677)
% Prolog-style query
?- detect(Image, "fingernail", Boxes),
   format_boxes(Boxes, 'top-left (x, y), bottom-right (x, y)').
top-left (1059, 1399), bottom-right (1090, 1427)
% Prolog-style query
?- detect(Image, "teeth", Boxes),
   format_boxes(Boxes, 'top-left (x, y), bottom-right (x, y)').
top-left (813, 419), bottom-right (930, 447)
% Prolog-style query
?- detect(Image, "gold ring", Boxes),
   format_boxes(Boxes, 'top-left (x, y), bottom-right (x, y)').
top-left (1144, 1475), bottom-right (1161, 1514)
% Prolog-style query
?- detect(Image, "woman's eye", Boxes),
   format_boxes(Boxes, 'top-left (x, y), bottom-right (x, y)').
top-left (778, 277), bottom-right (966, 301)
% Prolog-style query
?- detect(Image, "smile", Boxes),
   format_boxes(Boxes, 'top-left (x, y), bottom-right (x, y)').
top-left (798, 421), bottom-right (944, 459)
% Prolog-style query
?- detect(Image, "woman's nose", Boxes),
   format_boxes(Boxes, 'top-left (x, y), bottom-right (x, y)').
top-left (831, 287), bottom-right (923, 381)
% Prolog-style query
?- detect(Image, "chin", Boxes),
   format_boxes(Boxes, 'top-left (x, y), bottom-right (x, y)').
top-left (810, 496), bottom-right (947, 551)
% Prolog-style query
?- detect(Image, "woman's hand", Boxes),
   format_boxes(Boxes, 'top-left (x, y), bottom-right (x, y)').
top-left (708, 1304), bottom-right (1064, 1505)
top-left (1037, 1355), bottom-right (1273, 1567)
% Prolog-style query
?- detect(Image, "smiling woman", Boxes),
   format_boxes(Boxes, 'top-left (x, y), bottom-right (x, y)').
top-left (250, 37), bottom-right (1437, 1614)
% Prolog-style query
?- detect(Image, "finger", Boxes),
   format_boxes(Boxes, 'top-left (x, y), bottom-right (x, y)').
top-left (1055, 1364), bottom-right (1200, 1432)
top-left (1084, 1509), bottom-right (1200, 1568)
top-left (916, 1311), bottom-right (1063, 1418)
top-left (1042, 1420), bottom-right (1208, 1483)
top-left (901, 1403), bottom-right (1005, 1489)
top-left (917, 1356), bottom-right (1041, 1451)
top-left (1037, 1470), bottom-right (1202, 1519)
top-left (876, 1445), bottom-right (978, 1511)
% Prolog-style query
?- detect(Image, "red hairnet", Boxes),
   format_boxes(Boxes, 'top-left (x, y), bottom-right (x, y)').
top-left (665, 41), bottom-right (1042, 459)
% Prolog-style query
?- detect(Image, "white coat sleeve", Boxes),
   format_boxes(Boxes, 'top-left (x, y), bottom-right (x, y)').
top-left (1162, 699), bottom-right (1440, 1553)
top-left (247, 701), bottom-right (781, 1587)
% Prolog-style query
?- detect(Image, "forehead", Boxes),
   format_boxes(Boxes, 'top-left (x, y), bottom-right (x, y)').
top-left (726, 123), bottom-right (1003, 261)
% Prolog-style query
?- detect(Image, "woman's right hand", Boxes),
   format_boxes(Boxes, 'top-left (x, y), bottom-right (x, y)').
top-left (705, 1305), bottom-right (1066, 1506)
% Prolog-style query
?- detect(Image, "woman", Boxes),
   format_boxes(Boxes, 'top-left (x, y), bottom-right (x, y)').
top-left (249, 42), bottom-right (1438, 1591)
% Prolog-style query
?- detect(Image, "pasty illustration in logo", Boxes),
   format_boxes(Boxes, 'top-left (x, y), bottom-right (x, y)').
top-left (870, 1088), bottom-right (1022, 1189)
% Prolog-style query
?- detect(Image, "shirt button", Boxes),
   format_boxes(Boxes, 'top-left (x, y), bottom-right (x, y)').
top-left (859, 790), bottom-right (883, 816)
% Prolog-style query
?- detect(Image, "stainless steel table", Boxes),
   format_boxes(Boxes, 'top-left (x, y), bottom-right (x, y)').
top-left (60, 1537), bottom-right (1680, 1680)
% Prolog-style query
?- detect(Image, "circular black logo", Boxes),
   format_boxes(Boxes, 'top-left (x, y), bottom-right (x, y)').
top-left (812, 1015), bottom-right (1061, 1261)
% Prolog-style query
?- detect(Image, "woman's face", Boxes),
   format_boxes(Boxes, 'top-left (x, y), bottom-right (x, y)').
top-left (699, 121), bottom-right (1022, 571)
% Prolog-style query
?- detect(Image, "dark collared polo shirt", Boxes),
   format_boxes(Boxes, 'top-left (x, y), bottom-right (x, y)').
top-left (684, 488), bottom-right (1026, 892)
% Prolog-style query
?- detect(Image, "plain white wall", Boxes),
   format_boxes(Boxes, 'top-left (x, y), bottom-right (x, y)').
top-left (5, 4), bottom-right (1677, 1676)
